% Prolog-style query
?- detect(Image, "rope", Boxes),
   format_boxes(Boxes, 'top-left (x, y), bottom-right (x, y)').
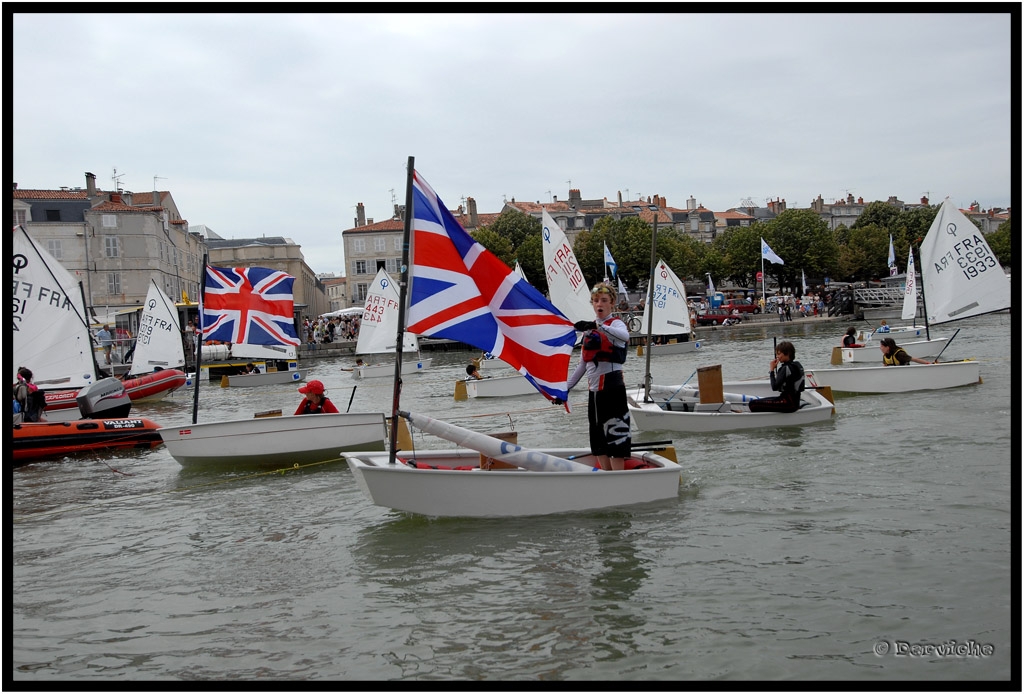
top-left (666, 370), bottom-right (697, 402)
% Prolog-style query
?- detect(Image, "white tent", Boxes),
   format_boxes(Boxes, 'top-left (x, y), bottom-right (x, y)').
top-left (320, 307), bottom-right (364, 318)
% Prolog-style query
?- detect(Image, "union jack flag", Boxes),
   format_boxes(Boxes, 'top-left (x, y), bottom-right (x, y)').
top-left (201, 266), bottom-right (300, 346)
top-left (407, 171), bottom-right (577, 402)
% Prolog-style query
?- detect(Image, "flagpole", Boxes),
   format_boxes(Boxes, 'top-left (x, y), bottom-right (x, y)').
top-left (191, 254), bottom-right (208, 424)
top-left (389, 156), bottom-right (415, 464)
top-left (643, 208), bottom-right (658, 402)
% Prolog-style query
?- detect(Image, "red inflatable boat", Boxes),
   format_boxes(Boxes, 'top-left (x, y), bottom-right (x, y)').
top-left (13, 418), bottom-right (164, 465)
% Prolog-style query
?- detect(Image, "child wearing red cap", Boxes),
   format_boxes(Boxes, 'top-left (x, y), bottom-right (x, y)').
top-left (294, 380), bottom-right (339, 415)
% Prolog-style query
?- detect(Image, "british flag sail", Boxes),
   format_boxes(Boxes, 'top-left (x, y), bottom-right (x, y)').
top-left (406, 171), bottom-right (577, 402)
top-left (201, 266), bottom-right (300, 347)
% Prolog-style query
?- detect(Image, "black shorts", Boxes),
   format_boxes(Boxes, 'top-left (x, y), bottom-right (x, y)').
top-left (587, 371), bottom-right (631, 458)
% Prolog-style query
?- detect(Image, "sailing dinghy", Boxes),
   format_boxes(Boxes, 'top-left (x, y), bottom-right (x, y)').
top-left (345, 161), bottom-right (683, 517)
top-left (120, 279), bottom-right (188, 401)
top-left (809, 199), bottom-right (1004, 394)
top-left (637, 260), bottom-right (701, 356)
top-left (353, 268), bottom-right (432, 378)
top-left (159, 261), bottom-right (388, 470)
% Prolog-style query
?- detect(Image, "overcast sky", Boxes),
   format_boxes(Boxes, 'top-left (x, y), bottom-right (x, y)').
top-left (12, 11), bottom-right (1012, 276)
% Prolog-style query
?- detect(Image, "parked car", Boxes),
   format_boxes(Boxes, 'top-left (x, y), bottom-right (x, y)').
top-left (720, 298), bottom-right (760, 314)
top-left (695, 309), bottom-right (742, 326)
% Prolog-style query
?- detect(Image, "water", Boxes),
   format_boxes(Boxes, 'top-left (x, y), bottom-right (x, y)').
top-left (12, 314), bottom-right (1013, 683)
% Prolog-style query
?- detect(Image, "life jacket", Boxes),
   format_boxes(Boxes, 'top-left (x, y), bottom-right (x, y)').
top-left (581, 320), bottom-right (626, 364)
top-left (882, 348), bottom-right (909, 366)
top-left (299, 397), bottom-right (333, 414)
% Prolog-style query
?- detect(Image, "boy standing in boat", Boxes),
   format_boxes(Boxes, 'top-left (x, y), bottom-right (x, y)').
top-left (558, 281), bottom-right (631, 471)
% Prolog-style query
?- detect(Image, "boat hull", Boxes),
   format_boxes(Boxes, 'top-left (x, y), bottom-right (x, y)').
top-left (353, 358), bottom-right (432, 379)
top-left (627, 381), bottom-right (835, 433)
top-left (123, 369), bottom-right (188, 401)
top-left (841, 337), bottom-right (949, 363)
top-left (221, 370), bottom-right (305, 388)
top-left (647, 340), bottom-right (701, 356)
top-left (806, 360), bottom-right (981, 394)
top-left (159, 412), bottom-right (388, 468)
top-left (465, 375), bottom-right (537, 398)
top-left (14, 418), bottom-right (164, 465)
top-left (347, 447), bottom-right (682, 517)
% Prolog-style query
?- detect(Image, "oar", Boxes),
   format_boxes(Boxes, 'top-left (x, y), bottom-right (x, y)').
top-left (929, 328), bottom-right (961, 364)
top-left (346, 385), bottom-right (357, 413)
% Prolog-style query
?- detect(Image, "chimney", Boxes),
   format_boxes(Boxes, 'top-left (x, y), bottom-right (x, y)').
top-left (122, 191), bottom-right (133, 206)
top-left (617, 191), bottom-right (622, 207)
top-left (921, 196), bottom-right (929, 205)
top-left (568, 188), bottom-right (581, 208)
top-left (687, 195), bottom-right (696, 211)
top-left (468, 197), bottom-right (478, 228)
top-left (111, 192), bottom-right (122, 204)
top-left (356, 202), bottom-right (366, 227)
top-left (857, 197), bottom-right (864, 204)
top-left (85, 171), bottom-right (97, 198)
top-left (847, 193), bottom-right (854, 204)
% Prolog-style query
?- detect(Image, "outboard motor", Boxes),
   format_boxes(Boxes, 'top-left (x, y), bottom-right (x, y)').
top-left (76, 377), bottom-right (132, 419)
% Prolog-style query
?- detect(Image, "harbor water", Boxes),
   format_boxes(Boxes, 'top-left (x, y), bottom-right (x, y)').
top-left (11, 314), bottom-right (1013, 683)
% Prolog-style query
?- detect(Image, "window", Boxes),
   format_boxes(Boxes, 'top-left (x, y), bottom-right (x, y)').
top-left (46, 239), bottom-right (63, 259)
top-left (107, 272), bottom-right (121, 295)
top-left (46, 209), bottom-right (61, 221)
top-left (386, 258), bottom-right (400, 274)
top-left (376, 260), bottom-right (386, 272)
top-left (354, 283), bottom-right (368, 302)
top-left (374, 237), bottom-right (386, 252)
top-left (353, 238), bottom-right (366, 253)
top-left (104, 236), bottom-right (120, 258)
top-left (393, 236), bottom-right (402, 251)
top-left (353, 260), bottom-right (367, 275)
top-left (102, 214), bottom-right (117, 228)
top-left (13, 209), bottom-right (28, 226)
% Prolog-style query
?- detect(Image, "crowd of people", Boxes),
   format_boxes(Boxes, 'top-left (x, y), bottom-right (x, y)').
top-left (302, 315), bottom-right (360, 347)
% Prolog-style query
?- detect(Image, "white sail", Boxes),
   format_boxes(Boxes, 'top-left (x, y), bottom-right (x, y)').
top-left (13, 226), bottom-right (96, 388)
top-left (356, 268), bottom-right (418, 354)
top-left (640, 259), bottom-right (692, 337)
top-left (401, 411), bottom-right (593, 472)
top-left (513, 261), bottom-right (527, 283)
top-left (921, 198), bottom-right (1010, 324)
top-left (129, 280), bottom-right (186, 375)
top-left (901, 248), bottom-right (918, 323)
top-left (541, 209), bottom-right (593, 324)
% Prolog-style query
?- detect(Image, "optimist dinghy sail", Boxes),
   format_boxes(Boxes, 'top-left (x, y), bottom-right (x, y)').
top-left (541, 209), bottom-right (593, 324)
top-left (129, 280), bottom-right (186, 375)
top-left (920, 198), bottom-right (1010, 324)
top-left (901, 248), bottom-right (919, 323)
top-left (356, 268), bottom-right (419, 355)
top-left (641, 259), bottom-right (694, 340)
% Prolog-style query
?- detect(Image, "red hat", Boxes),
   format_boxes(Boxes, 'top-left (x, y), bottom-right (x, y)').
top-left (298, 379), bottom-right (325, 395)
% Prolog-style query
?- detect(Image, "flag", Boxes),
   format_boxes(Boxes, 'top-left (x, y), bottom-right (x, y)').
top-left (617, 275), bottom-right (629, 303)
top-left (603, 242), bottom-right (618, 280)
top-left (801, 269), bottom-right (808, 296)
top-left (201, 266), bottom-right (300, 346)
top-left (407, 171), bottom-right (577, 403)
top-left (181, 289), bottom-right (192, 305)
top-left (888, 235), bottom-right (897, 277)
top-left (706, 273), bottom-right (715, 296)
top-left (761, 238), bottom-right (784, 265)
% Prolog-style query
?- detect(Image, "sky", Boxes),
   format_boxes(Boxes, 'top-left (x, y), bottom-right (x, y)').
top-left (11, 11), bottom-right (1013, 276)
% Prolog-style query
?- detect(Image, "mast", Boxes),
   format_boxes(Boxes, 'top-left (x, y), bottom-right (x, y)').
top-left (916, 243), bottom-right (931, 341)
top-left (191, 254), bottom-right (208, 424)
top-left (388, 156), bottom-right (415, 464)
top-left (643, 211), bottom-right (658, 402)
top-left (79, 282), bottom-right (103, 382)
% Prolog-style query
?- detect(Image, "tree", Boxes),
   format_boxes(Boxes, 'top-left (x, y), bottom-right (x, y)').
top-left (470, 228), bottom-right (514, 267)
top-left (485, 209), bottom-right (541, 251)
top-left (852, 200), bottom-right (901, 230)
top-left (515, 234), bottom-right (546, 292)
top-left (986, 218), bottom-right (1012, 268)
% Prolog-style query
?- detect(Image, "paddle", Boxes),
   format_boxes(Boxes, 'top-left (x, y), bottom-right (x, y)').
top-left (346, 385), bottom-right (357, 413)
top-left (929, 328), bottom-right (961, 364)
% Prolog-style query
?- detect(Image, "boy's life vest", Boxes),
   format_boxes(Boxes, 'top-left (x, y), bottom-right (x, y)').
top-left (581, 322), bottom-right (627, 364)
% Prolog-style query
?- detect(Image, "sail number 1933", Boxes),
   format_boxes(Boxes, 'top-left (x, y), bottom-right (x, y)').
top-left (932, 233), bottom-right (999, 281)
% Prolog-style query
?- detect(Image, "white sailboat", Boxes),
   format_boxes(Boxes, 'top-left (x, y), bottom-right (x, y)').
top-left (353, 268), bottom-right (432, 378)
top-left (845, 248), bottom-right (946, 362)
top-left (638, 259), bottom-right (701, 356)
top-left (160, 260), bottom-right (389, 469)
top-left (119, 280), bottom-right (189, 401)
top-left (13, 227), bottom-right (164, 463)
top-left (809, 199), bottom-right (1004, 394)
top-left (541, 209), bottom-right (593, 324)
top-left (345, 161), bottom-right (683, 517)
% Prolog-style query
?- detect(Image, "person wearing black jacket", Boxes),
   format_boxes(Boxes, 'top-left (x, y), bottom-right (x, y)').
top-left (748, 341), bottom-right (805, 413)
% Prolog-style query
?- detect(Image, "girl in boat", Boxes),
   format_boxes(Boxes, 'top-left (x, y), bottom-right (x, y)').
top-left (843, 326), bottom-right (864, 348)
top-left (748, 341), bottom-right (805, 413)
top-left (294, 380), bottom-right (339, 415)
top-left (560, 282), bottom-right (631, 471)
top-left (879, 337), bottom-right (934, 366)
